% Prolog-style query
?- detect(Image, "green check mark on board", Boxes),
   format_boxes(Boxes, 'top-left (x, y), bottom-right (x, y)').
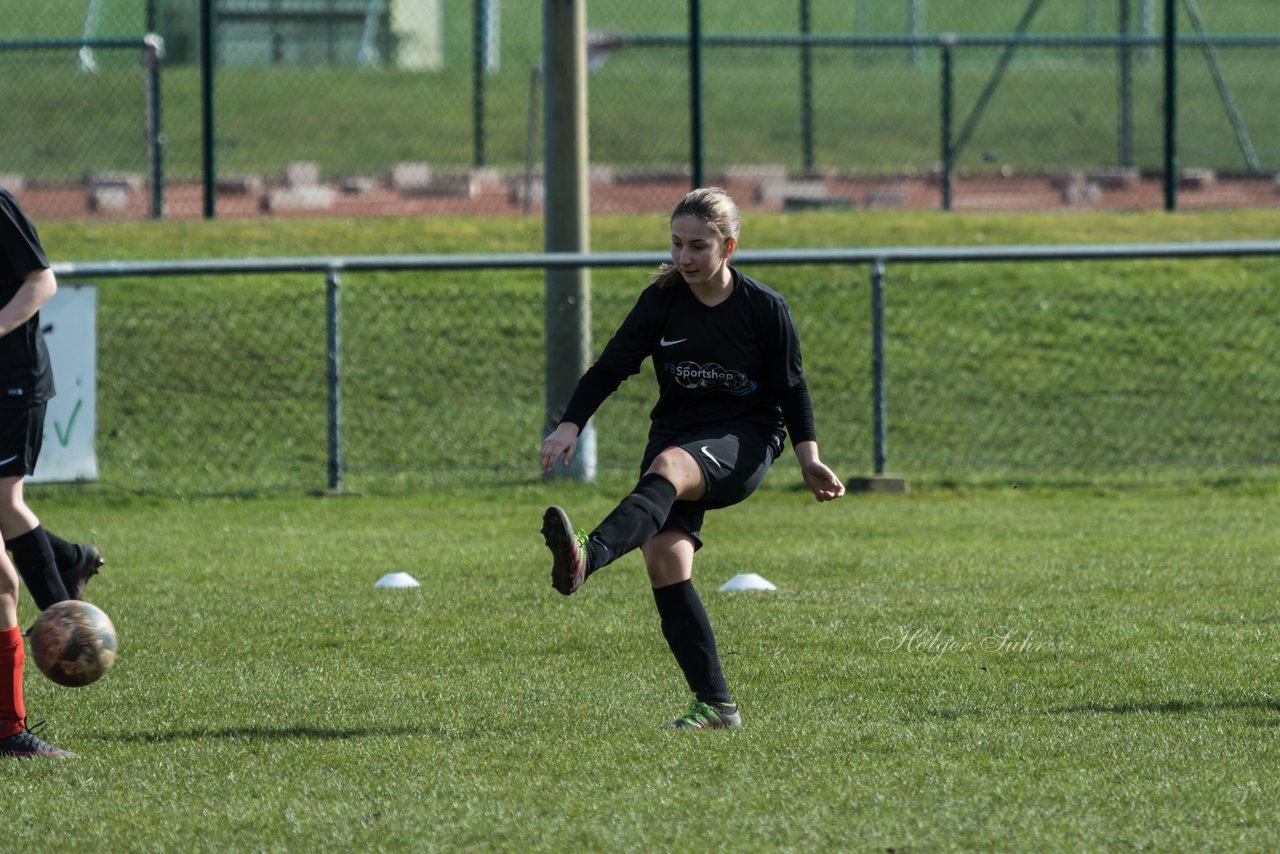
top-left (54, 399), bottom-right (82, 447)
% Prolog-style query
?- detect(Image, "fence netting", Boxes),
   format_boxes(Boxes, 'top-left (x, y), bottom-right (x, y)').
top-left (92, 256), bottom-right (1279, 496)
top-left (4, 1), bottom-right (1280, 221)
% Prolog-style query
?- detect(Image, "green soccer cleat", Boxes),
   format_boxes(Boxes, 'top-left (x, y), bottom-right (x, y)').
top-left (663, 699), bottom-right (741, 730)
top-left (541, 506), bottom-right (590, 596)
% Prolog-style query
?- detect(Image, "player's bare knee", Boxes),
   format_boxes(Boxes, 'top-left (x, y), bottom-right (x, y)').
top-left (0, 562), bottom-right (17, 604)
top-left (646, 447), bottom-right (702, 495)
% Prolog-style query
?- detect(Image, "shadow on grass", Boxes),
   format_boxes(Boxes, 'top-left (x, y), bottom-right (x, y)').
top-left (925, 695), bottom-right (1280, 721)
top-left (1046, 697), bottom-right (1280, 717)
top-left (102, 723), bottom-right (475, 744)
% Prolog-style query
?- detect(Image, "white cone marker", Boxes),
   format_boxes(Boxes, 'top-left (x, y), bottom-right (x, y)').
top-left (719, 573), bottom-right (777, 591)
top-left (374, 572), bottom-right (421, 589)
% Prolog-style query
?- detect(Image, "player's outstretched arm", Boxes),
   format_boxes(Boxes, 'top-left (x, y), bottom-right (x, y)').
top-left (793, 440), bottom-right (845, 502)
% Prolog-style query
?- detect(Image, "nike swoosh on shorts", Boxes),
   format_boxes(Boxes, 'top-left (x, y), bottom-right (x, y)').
top-left (699, 446), bottom-right (724, 469)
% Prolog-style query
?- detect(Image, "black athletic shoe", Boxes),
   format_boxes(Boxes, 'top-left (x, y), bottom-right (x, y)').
top-left (61, 545), bottom-right (104, 601)
top-left (541, 506), bottom-right (589, 596)
top-left (0, 723), bottom-right (75, 758)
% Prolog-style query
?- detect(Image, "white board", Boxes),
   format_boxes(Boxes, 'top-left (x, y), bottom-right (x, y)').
top-left (31, 285), bottom-right (97, 483)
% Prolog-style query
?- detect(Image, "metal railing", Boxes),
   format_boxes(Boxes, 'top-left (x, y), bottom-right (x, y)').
top-left (56, 239), bottom-right (1280, 495)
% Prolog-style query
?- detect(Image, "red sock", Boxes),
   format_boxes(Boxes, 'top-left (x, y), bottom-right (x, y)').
top-left (0, 627), bottom-right (25, 739)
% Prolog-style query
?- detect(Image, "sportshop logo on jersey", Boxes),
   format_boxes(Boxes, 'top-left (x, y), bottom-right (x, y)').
top-left (664, 360), bottom-right (758, 396)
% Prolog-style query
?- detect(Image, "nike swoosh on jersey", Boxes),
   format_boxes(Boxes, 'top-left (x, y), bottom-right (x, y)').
top-left (659, 337), bottom-right (688, 347)
top-left (699, 446), bottom-right (724, 469)
top-left (0, 455), bottom-right (18, 467)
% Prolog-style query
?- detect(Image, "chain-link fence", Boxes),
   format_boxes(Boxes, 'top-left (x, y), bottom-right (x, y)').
top-left (80, 247), bottom-right (1279, 496)
top-left (4, 1), bottom-right (1280, 220)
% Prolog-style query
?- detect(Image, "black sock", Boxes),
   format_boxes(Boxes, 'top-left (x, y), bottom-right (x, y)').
top-left (652, 579), bottom-right (731, 705)
top-left (585, 473), bottom-right (678, 574)
top-left (7, 527), bottom-right (69, 610)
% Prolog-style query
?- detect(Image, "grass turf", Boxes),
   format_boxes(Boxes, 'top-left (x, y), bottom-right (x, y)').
top-left (4, 481), bottom-right (1278, 849)
top-left (2, 207), bottom-right (1275, 847)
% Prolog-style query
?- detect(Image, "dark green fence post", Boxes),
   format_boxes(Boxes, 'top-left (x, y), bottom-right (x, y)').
top-left (1163, 0), bottom-right (1177, 210)
top-left (473, 0), bottom-right (487, 168)
top-left (871, 259), bottom-right (887, 475)
top-left (325, 268), bottom-right (343, 492)
top-left (200, 0), bottom-right (216, 219)
top-left (1119, 0), bottom-right (1135, 167)
top-left (940, 35), bottom-right (954, 211)
top-left (144, 35), bottom-right (164, 219)
top-left (800, 0), bottom-right (814, 172)
top-left (689, 0), bottom-right (704, 188)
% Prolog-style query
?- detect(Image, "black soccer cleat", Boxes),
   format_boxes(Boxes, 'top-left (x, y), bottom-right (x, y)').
top-left (61, 545), bottom-right (104, 602)
top-left (541, 506), bottom-right (590, 596)
top-left (0, 722), bottom-right (75, 759)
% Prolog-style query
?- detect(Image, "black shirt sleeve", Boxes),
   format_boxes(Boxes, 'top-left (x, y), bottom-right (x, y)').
top-left (781, 379), bottom-right (817, 445)
top-left (559, 287), bottom-right (659, 428)
top-left (0, 189), bottom-right (56, 407)
top-left (1, 189), bottom-right (50, 285)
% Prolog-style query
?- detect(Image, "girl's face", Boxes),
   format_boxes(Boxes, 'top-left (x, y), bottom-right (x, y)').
top-left (670, 215), bottom-right (736, 288)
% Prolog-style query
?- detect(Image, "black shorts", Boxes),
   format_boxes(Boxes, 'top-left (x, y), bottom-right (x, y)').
top-left (640, 422), bottom-right (783, 549)
top-left (0, 403), bottom-right (46, 478)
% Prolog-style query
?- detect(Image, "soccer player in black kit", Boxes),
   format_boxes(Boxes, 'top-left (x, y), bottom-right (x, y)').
top-left (0, 186), bottom-right (102, 757)
top-left (540, 187), bottom-right (845, 730)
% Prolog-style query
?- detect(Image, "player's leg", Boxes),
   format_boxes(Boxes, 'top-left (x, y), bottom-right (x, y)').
top-left (648, 426), bottom-right (778, 728)
top-left (541, 445), bottom-right (703, 596)
top-left (0, 547), bottom-right (73, 758)
top-left (644, 530), bottom-right (740, 730)
top-left (0, 405), bottom-right (103, 606)
top-left (0, 474), bottom-right (68, 610)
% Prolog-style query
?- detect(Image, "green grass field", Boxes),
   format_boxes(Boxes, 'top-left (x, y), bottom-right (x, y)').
top-left (5, 480), bottom-right (1278, 849)
top-left (0, 206), bottom-right (1271, 848)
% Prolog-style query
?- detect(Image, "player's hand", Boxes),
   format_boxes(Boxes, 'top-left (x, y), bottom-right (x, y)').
top-left (802, 459), bottom-right (845, 502)
top-left (540, 422), bottom-right (581, 476)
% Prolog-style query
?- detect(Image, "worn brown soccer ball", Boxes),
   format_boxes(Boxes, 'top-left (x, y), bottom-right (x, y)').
top-left (28, 600), bottom-right (118, 687)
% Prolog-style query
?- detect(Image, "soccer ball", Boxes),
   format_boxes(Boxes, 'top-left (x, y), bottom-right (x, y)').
top-left (28, 600), bottom-right (118, 687)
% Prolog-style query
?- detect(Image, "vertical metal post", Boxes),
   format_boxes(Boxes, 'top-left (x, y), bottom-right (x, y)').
top-left (870, 260), bottom-right (888, 476)
top-left (940, 36), bottom-right (954, 211)
top-left (689, 0), bottom-right (704, 188)
top-left (523, 66), bottom-right (541, 215)
top-left (543, 0), bottom-right (594, 482)
top-left (800, 0), bottom-right (814, 172)
top-left (1118, 0), bottom-right (1134, 167)
top-left (908, 0), bottom-right (924, 66)
top-left (325, 268), bottom-right (343, 492)
top-left (200, 0), bottom-right (216, 219)
top-left (473, 0), bottom-right (486, 167)
top-left (144, 35), bottom-right (165, 219)
top-left (1163, 0), bottom-right (1177, 210)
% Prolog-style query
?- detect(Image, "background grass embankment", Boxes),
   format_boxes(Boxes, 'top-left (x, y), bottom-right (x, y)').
top-left (42, 207), bottom-right (1280, 496)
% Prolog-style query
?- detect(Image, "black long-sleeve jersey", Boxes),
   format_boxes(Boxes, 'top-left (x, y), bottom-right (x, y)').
top-left (561, 267), bottom-right (816, 447)
top-left (0, 188), bottom-right (54, 408)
